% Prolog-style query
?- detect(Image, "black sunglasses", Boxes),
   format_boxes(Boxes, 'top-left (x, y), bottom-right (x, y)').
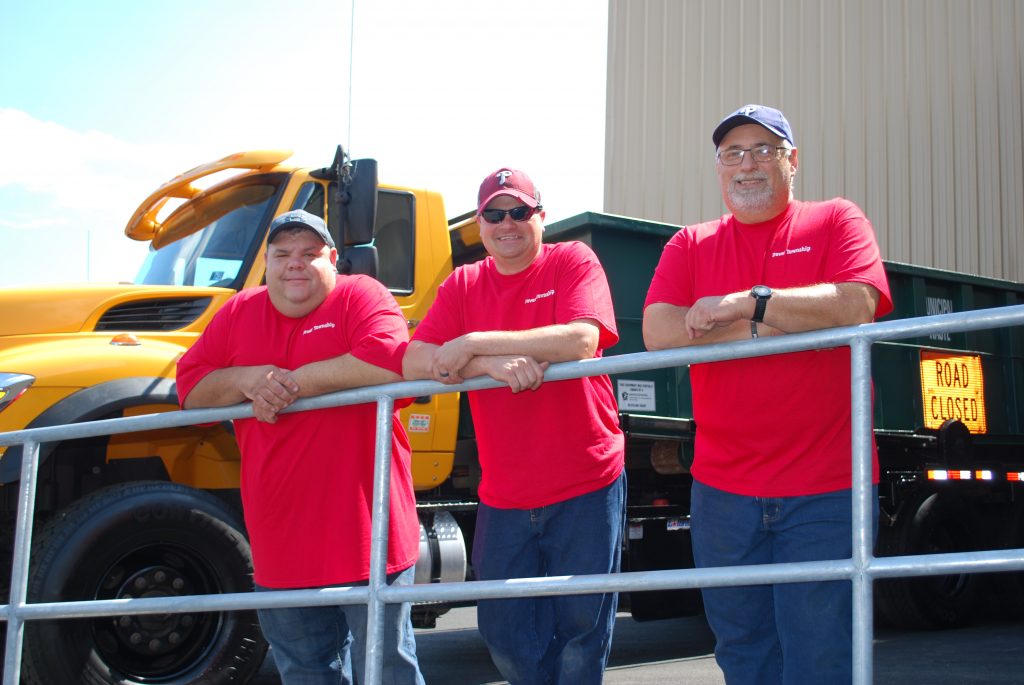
top-left (479, 205), bottom-right (542, 224)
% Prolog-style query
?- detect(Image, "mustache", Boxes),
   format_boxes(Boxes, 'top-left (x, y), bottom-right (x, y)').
top-left (731, 171), bottom-right (769, 183)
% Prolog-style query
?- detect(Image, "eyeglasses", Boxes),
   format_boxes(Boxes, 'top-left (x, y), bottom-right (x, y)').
top-left (716, 144), bottom-right (793, 166)
top-left (479, 205), bottom-right (542, 224)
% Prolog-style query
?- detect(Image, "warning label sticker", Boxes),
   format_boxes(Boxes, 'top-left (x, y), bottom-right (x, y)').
top-left (617, 379), bottom-right (656, 411)
top-left (407, 414), bottom-right (432, 433)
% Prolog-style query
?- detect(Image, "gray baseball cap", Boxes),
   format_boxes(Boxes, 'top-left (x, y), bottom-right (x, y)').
top-left (266, 210), bottom-right (335, 248)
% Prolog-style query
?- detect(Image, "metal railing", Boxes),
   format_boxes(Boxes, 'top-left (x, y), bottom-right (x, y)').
top-left (2, 304), bottom-right (1024, 684)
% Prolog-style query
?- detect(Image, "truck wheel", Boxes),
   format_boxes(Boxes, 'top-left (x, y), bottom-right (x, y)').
top-left (987, 501), bottom-right (1024, 618)
top-left (22, 481), bottom-right (267, 684)
top-left (875, 492), bottom-right (982, 629)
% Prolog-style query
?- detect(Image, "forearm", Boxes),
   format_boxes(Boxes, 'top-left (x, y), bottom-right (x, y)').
top-left (645, 303), bottom-right (760, 350)
top-left (643, 282), bottom-right (873, 350)
top-left (182, 366), bottom-right (274, 409)
top-left (404, 339), bottom-right (519, 382)
top-left (404, 338), bottom-right (549, 391)
top-left (456, 354), bottom-right (510, 380)
top-left (402, 341), bottom-right (438, 380)
top-left (292, 354), bottom-right (402, 397)
top-left (762, 283), bottom-right (880, 333)
top-left (457, 321), bottom-right (600, 363)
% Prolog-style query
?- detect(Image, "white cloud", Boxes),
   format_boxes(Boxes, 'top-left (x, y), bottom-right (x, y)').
top-left (0, 109), bottom-right (212, 284)
top-left (0, 108), bottom-right (206, 215)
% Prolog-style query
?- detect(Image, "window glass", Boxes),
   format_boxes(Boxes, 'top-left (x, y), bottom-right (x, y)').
top-left (135, 177), bottom-right (282, 287)
top-left (291, 181), bottom-right (326, 217)
top-left (374, 191), bottom-right (415, 293)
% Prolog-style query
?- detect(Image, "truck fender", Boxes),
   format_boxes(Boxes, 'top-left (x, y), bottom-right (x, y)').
top-left (0, 376), bottom-right (181, 484)
top-left (937, 418), bottom-right (973, 461)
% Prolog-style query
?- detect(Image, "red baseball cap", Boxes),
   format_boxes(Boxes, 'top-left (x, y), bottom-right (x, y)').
top-left (477, 168), bottom-right (542, 213)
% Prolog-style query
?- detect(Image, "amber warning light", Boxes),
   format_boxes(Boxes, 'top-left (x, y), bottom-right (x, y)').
top-left (919, 351), bottom-right (987, 434)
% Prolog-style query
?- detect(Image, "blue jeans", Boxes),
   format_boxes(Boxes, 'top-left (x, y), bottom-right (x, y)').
top-left (256, 566), bottom-right (424, 685)
top-left (690, 480), bottom-right (878, 685)
top-left (472, 472), bottom-right (625, 685)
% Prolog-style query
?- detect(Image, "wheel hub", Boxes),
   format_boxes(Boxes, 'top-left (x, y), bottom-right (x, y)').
top-left (110, 565), bottom-right (198, 656)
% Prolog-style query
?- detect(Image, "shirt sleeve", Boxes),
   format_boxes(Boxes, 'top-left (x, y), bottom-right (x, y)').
top-left (175, 296), bottom-right (237, 408)
top-left (644, 227), bottom-right (694, 309)
top-left (410, 270), bottom-right (465, 346)
top-left (341, 276), bottom-right (410, 376)
top-left (553, 242), bottom-right (619, 351)
top-left (824, 199), bottom-right (894, 317)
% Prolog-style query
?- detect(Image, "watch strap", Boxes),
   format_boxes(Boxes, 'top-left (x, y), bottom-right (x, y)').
top-left (752, 295), bottom-right (768, 323)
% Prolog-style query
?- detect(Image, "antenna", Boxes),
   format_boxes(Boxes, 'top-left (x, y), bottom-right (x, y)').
top-left (346, 0), bottom-right (356, 153)
top-left (331, 145), bottom-right (351, 259)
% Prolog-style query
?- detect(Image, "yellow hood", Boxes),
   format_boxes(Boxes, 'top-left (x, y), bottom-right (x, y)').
top-left (0, 283), bottom-right (231, 336)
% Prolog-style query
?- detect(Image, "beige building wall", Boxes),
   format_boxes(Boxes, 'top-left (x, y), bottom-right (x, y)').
top-left (605, 0), bottom-right (1023, 281)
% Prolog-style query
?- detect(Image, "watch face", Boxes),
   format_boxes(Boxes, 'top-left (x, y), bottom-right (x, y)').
top-left (752, 285), bottom-right (772, 298)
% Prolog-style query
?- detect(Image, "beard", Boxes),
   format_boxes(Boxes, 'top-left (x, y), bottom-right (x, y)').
top-left (725, 171), bottom-right (777, 214)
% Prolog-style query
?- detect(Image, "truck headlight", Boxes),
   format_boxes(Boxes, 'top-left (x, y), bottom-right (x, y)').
top-left (0, 373), bottom-right (35, 413)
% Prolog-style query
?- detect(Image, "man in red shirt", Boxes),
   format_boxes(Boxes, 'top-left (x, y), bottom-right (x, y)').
top-left (404, 169), bottom-right (625, 685)
top-left (177, 210), bottom-right (423, 684)
top-left (643, 105), bottom-right (892, 685)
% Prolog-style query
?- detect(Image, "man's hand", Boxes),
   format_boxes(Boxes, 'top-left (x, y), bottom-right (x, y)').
top-left (429, 335), bottom-right (477, 383)
top-left (243, 366), bottom-right (300, 423)
top-left (684, 293), bottom-right (749, 340)
top-left (480, 355), bottom-right (549, 393)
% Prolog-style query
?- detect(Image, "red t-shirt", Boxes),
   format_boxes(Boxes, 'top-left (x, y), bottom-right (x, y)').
top-left (644, 199), bottom-right (893, 497)
top-left (413, 242), bottom-right (625, 509)
top-left (176, 275), bottom-right (419, 588)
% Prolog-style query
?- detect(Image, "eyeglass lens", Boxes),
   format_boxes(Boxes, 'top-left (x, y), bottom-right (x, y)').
top-left (718, 145), bottom-right (787, 166)
top-left (481, 206), bottom-right (537, 223)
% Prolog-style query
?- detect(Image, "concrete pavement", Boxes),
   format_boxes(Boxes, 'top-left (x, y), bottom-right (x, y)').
top-left (253, 607), bottom-right (1024, 684)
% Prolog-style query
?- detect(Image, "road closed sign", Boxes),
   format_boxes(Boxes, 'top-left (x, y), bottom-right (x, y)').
top-left (919, 350), bottom-right (987, 434)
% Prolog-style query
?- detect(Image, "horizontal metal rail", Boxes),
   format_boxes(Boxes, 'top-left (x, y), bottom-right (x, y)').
top-left (1, 305), bottom-right (1020, 447)
top-left (1, 304), bottom-right (1023, 684)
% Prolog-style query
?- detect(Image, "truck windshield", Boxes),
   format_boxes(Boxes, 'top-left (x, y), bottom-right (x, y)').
top-left (134, 178), bottom-right (282, 288)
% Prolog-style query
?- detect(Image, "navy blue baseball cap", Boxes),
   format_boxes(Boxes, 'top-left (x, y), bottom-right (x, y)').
top-left (712, 104), bottom-right (795, 148)
top-left (267, 209), bottom-right (335, 248)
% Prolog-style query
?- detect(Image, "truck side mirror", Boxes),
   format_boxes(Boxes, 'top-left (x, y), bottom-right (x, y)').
top-left (343, 158), bottom-right (378, 246)
top-left (339, 244), bottom-right (379, 278)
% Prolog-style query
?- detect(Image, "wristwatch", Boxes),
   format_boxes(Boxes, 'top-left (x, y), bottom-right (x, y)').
top-left (750, 285), bottom-right (772, 338)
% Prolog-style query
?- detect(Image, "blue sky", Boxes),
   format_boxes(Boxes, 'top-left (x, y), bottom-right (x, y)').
top-left (0, 1), bottom-right (608, 285)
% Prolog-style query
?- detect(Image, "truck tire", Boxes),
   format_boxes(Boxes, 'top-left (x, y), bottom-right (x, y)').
top-left (987, 501), bottom-right (1024, 618)
top-left (22, 481), bottom-right (267, 684)
top-left (875, 492), bottom-right (982, 629)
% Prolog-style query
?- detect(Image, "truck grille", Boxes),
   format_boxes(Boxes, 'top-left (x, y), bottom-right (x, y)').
top-left (95, 298), bottom-right (212, 332)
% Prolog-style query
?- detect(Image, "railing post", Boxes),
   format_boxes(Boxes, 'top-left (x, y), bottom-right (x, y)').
top-left (850, 337), bottom-right (875, 685)
top-left (364, 395), bottom-right (395, 685)
top-left (4, 439), bottom-right (41, 685)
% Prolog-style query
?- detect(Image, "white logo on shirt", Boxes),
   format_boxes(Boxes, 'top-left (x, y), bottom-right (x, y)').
top-left (524, 289), bottom-right (555, 304)
top-left (302, 321), bottom-right (336, 335)
top-left (770, 246), bottom-right (812, 258)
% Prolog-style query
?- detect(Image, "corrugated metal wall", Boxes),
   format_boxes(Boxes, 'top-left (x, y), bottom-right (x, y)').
top-left (605, 0), bottom-right (1023, 281)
